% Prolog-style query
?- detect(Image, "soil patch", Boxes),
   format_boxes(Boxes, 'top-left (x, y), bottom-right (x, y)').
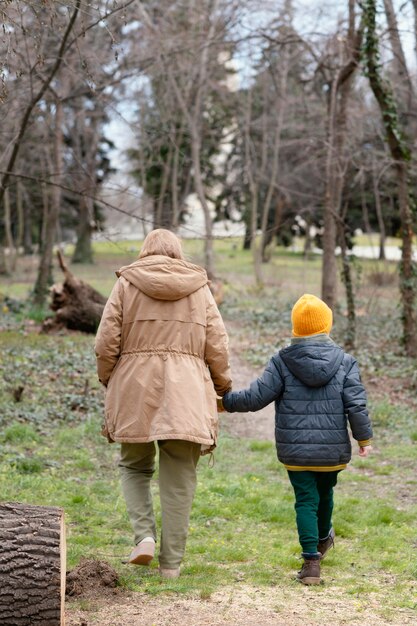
top-left (66, 558), bottom-right (120, 599)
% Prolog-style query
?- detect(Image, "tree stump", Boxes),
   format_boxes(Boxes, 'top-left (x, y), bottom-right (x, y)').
top-left (0, 502), bottom-right (66, 625)
top-left (42, 250), bottom-right (106, 333)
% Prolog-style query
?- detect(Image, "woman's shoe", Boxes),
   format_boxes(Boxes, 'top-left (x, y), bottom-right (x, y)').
top-left (128, 538), bottom-right (155, 565)
top-left (159, 566), bottom-right (180, 579)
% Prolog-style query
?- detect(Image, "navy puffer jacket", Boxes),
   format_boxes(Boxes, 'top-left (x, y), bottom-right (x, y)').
top-left (223, 339), bottom-right (372, 469)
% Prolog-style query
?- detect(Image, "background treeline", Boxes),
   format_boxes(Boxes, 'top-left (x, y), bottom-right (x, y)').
top-left (0, 0), bottom-right (416, 352)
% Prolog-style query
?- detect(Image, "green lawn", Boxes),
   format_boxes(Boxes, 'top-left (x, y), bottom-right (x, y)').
top-left (0, 235), bottom-right (402, 302)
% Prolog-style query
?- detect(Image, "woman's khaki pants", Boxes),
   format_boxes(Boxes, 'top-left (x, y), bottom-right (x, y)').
top-left (118, 439), bottom-right (200, 568)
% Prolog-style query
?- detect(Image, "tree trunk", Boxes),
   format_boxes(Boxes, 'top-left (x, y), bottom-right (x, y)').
top-left (0, 245), bottom-right (7, 274)
top-left (262, 197), bottom-right (284, 261)
top-left (0, 502), bottom-right (66, 625)
top-left (155, 143), bottom-right (173, 230)
top-left (33, 99), bottom-right (64, 308)
top-left (71, 105), bottom-right (99, 265)
top-left (322, 0), bottom-right (362, 314)
top-left (372, 157), bottom-right (386, 260)
top-left (243, 89), bottom-right (263, 284)
top-left (397, 161), bottom-right (417, 355)
top-left (4, 187), bottom-right (16, 273)
top-left (243, 222), bottom-right (252, 250)
top-left (360, 172), bottom-right (372, 234)
top-left (383, 0), bottom-right (413, 111)
top-left (363, 0), bottom-right (417, 356)
top-left (339, 204), bottom-right (356, 349)
top-left (171, 126), bottom-right (183, 229)
top-left (16, 180), bottom-right (24, 250)
top-left (321, 74), bottom-right (339, 311)
top-left (164, 0), bottom-right (220, 277)
top-left (72, 195), bottom-right (94, 264)
top-left (260, 21), bottom-right (290, 264)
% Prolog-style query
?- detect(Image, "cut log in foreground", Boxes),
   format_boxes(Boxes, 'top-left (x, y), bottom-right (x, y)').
top-left (0, 502), bottom-right (66, 626)
top-left (42, 250), bottom-right (106, 333)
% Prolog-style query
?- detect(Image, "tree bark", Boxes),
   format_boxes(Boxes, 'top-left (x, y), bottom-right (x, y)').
top-left (397, 161), bottom-right (417, 354)
top-left (372, 157), bottom-right (386, 260)
top-left (243, 89), bottom-right (262, 284)
top-left (72, 196), bottom-right (94, 264)
top-left (363, 0), bottom-right (417, 356)
top-left (43, 250), bottom-right (106, 333)
top-left (321, 73), bottom-right (340, 311)
top-left (0, 501), bottom-right (66, 626)
top-left (33, 98), bottom-right (64, 307)
top-left (72, 104), bottom-right (100, 264)
top-left (4, 187), bottom-right (16, 272)
top-left (260, 7), bottom-right (291, 264)
top-left (16, 180), bottom-right (24, 250)
top-left (360, 171), bottom-right (372, 234)
top-left (383, 0), bottom-right (413, 111)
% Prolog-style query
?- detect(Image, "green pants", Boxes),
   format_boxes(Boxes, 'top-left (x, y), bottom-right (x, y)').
top-left (288, 470), bottom-right (340, 555)
top-left (119, 439), bottom-right (200, 568)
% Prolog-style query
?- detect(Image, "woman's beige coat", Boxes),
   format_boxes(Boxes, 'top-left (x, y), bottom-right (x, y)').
top-left (95, 255), bottom-right (232, 451)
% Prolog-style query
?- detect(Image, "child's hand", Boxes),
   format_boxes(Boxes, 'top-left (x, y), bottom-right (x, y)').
top-left (359, 445), bottom-right (372, 457)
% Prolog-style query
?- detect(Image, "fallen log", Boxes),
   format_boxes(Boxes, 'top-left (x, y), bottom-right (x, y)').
top-left (42, 250), bottom-right (106, 333)
top-left (42, 251), bottom-right (224, 334)
top-left (0, 502), bottom-right (66, 625)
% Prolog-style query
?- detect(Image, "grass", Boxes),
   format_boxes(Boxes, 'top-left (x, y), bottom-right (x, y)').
top-left (0, 386), bottom-right (416, 614)
top-left (1, 238), bottom-right (417, 621)
top-left (0, 234), bottom-right (404, 301)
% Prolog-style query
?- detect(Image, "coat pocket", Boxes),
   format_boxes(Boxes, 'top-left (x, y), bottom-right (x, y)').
top-left (101, 414), bottom-right (115, 443)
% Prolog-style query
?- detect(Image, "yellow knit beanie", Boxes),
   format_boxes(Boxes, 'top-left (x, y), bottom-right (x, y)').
top-left (291, 294), bottom-right (333, 337)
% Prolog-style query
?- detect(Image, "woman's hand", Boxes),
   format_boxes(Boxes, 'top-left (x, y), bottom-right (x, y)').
top-left (216, 397), bottom-right (225, 412)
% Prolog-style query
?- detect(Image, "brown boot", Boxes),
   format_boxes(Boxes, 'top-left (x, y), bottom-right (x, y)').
top-left (317, 528), bottom-right (335, 559)
top-left (297, 557), bottom-right (321, 585)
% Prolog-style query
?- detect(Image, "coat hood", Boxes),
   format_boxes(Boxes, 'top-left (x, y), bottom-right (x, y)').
top-left (280, 340), bottom-right (344, 388)
top-left (116, 255), bottom-right (208, 301)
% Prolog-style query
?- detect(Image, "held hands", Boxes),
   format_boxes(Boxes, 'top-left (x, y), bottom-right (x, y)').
top-left (217, 397), bottom-right (226, 413)
top-left (358, 445), bottom-right (373, 457)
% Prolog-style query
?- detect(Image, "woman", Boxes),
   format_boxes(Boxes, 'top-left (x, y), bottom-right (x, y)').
top-left (95, 229), bottom-right (231, 578)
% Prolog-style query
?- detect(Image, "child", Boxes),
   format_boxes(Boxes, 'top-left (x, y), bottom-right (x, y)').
top-left (221, 294), bottom-right (372, 585)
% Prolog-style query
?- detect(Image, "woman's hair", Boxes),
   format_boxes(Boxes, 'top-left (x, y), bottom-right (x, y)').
top-left (138, 228), bottom-right (185, 260)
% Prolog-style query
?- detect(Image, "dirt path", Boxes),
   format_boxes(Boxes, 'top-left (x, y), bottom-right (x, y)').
top-left (66, 582), bottom-right (416, 626)
top-left (220, 345), bottom-right (275, 440)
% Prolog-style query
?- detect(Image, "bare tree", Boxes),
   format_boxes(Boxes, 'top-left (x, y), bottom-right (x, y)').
top-left (33, 96), bottom-right (64, 307)
top-left (0, 1), bottom-right (81, 208)
top-left (362, 0), bottom-right (417, 356)
top-left (383, 0), bottom-right (414, 112)
top-left (321, 0), bottom-right (363, 324)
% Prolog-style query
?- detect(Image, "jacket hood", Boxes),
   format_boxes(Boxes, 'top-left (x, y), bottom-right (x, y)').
top-left (116, 255), bottom-right (208, 301)
top-left (280, 340), bottom-right (344, 387)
